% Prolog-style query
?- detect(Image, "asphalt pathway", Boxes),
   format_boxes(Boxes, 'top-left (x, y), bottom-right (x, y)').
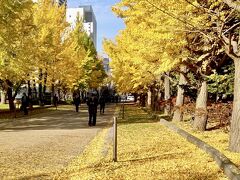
top-left (0, 104), bottom-right (116, 179)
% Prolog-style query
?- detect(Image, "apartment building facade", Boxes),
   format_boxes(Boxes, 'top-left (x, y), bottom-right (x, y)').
top-left (66, 6), bottom-right (97, 47)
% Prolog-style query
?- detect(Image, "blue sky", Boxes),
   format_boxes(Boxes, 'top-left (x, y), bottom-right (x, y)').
top-left (67, 0), bottom-right (125, 55)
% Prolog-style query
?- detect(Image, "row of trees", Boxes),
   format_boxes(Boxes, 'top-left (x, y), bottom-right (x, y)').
top-left (0, 0), bottom-right (106, 109)
top-left (103, 0), bottom-right (240, 152)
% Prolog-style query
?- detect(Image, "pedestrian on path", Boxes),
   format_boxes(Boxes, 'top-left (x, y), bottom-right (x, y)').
top-left (21, 93), bottom-right (29, 115)
top-left (53, 94), bottom-right (58, 110)
top-left (73, 92), bottom-right (81, 112)
top-left (99, 96), bottom-right (105, 114)
top-left (87, 93), bottom-right (99, 126)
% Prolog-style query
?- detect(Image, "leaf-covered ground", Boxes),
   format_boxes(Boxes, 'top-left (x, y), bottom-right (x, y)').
top-left (0, 105), bottom-right (115, 179)
top-left (176, 121), bottom-right (240, 169)
top-left (56, 105), bottom-right (227, 179)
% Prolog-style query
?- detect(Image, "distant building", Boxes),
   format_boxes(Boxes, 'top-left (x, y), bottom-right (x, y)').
top-left (66, 6), bottom-right (97, 47)
top-left (103, 58), bottom-right (110, 74)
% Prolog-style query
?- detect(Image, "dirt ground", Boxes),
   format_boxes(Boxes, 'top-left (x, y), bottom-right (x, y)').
top-left (0, 104), bottom-right (116, 179)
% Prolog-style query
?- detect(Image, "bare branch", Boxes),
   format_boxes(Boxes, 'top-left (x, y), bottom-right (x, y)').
top-left (223, 0), bottom-right (240, 12)
top-left (183, 0), bottom-right (218, 17)
top-left (144, 0), bottom-right (213, 41)
top-left (229, 33), bottom-right (232, 54)
top-left (223, 22), bottom-right (240, 35)
top-left (144, 0), bottom-right (196, 28)
top-left (173, 69), bottom-right (193, 86)
top-left (224, 8), bottom-right (236, 22)
top-left (162, 73), bottom-right (175, 84)
top-left (198, 68), bottom-right (210, 79)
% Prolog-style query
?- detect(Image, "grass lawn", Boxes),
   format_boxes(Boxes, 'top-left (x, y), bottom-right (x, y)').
top-left (56, 105), bottom-right (228, 180)
top-left (0, 104), bottom-right (54, 119)
top-left (0, 104), bottom-right (9, 110)
top-left (0, 104), bottom-right (42, 110)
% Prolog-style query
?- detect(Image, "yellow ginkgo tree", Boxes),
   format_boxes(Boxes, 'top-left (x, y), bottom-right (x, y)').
top-left (103, 0), bottom-right (190, 107)
top-left (0, 0), bottom-right (35, 110)
top-left (32, 0), bottom-right (70, 103)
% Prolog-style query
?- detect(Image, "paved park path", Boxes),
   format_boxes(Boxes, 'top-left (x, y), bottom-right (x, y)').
top-left (0, 104), bottom-right (116, 179)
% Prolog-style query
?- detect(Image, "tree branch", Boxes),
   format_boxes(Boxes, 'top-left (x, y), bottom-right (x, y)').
top-left (184, 0), bottom-right (218, 17)
top-left (13, 81), bottom-right (24, 99)
top-left (223, 0), bottom-right (240, 12)
top-left (173, 69), bottom-right (193, 86)
top-left (223, 22), bottom-right (240, 35)
top-left (144, 0), bottom-right (196, 28)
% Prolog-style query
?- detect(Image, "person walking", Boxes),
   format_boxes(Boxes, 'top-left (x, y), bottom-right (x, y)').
top-left (21, 93), bottom-right (29, 115)
top-left (99, 96), bottom-right (105, 114)
top-left (73, 92), bottom-right (81, 112)
top-left (28, 94), bottom-right (33, 110)
top-left (53, 94), bottom-right (58, 110)
top-left (87, 93), bottom-right (98, 126)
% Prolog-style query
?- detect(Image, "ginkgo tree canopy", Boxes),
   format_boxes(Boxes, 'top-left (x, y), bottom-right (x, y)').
top-left (0, 0), bottom-right (35, 83)
top-left (103, 0), bottom-right (226, 93)
top-left (0, 0), bottom-right (106, 110)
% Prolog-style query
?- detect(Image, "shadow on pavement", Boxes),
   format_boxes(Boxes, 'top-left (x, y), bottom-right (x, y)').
top-left (0, 105), bottom-right (115, 131)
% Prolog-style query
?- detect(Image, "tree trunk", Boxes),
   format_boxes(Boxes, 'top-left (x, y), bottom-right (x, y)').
top-left (33, 80), bottom-right (37, 93)
top-left (153, 88), bottom-right (159, 111)
top-left (51, 83), bottom-right (55, 105)
top-left (158, 90), bottom-right (162, 101)
top-left (1, 90), bottom-right (6, 104)
top-left (152, 88), bottom-right (157, 110)
top-left (7, 86), bottom-right (15, 111)
top-left (58, 88), bottom-right (61, 101)
top-left (193, 81), bottom-right (208, 131)
top-left (140, 93), bottom-right (146, 107)
top-left (156, 90), bottom-right (162, 112)
top-left (38, 70), bottom-right (43, 106)
top-left (151, 89), bottom-right (154, 110)
top-left (32, 80), bottom-right (37, 101)
top-left (173, 66), bottom-right (187, 121)
top-left (230, 59), bottom-right (240, 152)
top-left (164, 73), bottom-right (171, 115)
top-left (147, 89), bottom-right (152, 108)
top-left (43, 72), bottom-right (47, 94)
top-left (27, 80), bottom-right (32, 97)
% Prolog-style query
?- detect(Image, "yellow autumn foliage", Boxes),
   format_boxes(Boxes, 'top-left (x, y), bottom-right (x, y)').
top-left (0, 0), bottom-right (106, 95)
top-left (103, 0), bottom-right (216, 93)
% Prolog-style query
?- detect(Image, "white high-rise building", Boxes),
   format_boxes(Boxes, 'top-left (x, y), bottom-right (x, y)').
top-left (66, 6), bottom-right (97, 48)
top-left (103, 58), bottom-right (110, 75)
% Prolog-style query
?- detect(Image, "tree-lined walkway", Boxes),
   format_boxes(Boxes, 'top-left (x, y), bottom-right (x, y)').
top-left (0, 104), bottom-right (115, 179)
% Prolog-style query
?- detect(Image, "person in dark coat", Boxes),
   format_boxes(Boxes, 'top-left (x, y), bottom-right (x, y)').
top-left (73, 92), bottom-right (81, 112)
top-left (87, 94), bottom-right (98, 126)
top-left (21, 93), bottom-right (29, 115)
top-left (53, 94), bottom-right (58, 110)
top-left (99, 96), bottom-right (105, 114)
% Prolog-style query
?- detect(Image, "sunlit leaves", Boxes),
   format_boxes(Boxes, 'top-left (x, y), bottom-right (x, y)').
top-left (0, 0), bottom-right (106, 95)
top-left (104, 0), bottom-right (194, 93)
top-left (0, 0), bottom-right (35, 83)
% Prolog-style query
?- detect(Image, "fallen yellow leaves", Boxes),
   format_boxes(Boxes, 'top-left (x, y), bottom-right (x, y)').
top-left (176, 121), bottom-right (240, 170)
top-left (56, 105), bottom-right (228, 179)
top-left (55, 128), bottom-right (110, 179)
